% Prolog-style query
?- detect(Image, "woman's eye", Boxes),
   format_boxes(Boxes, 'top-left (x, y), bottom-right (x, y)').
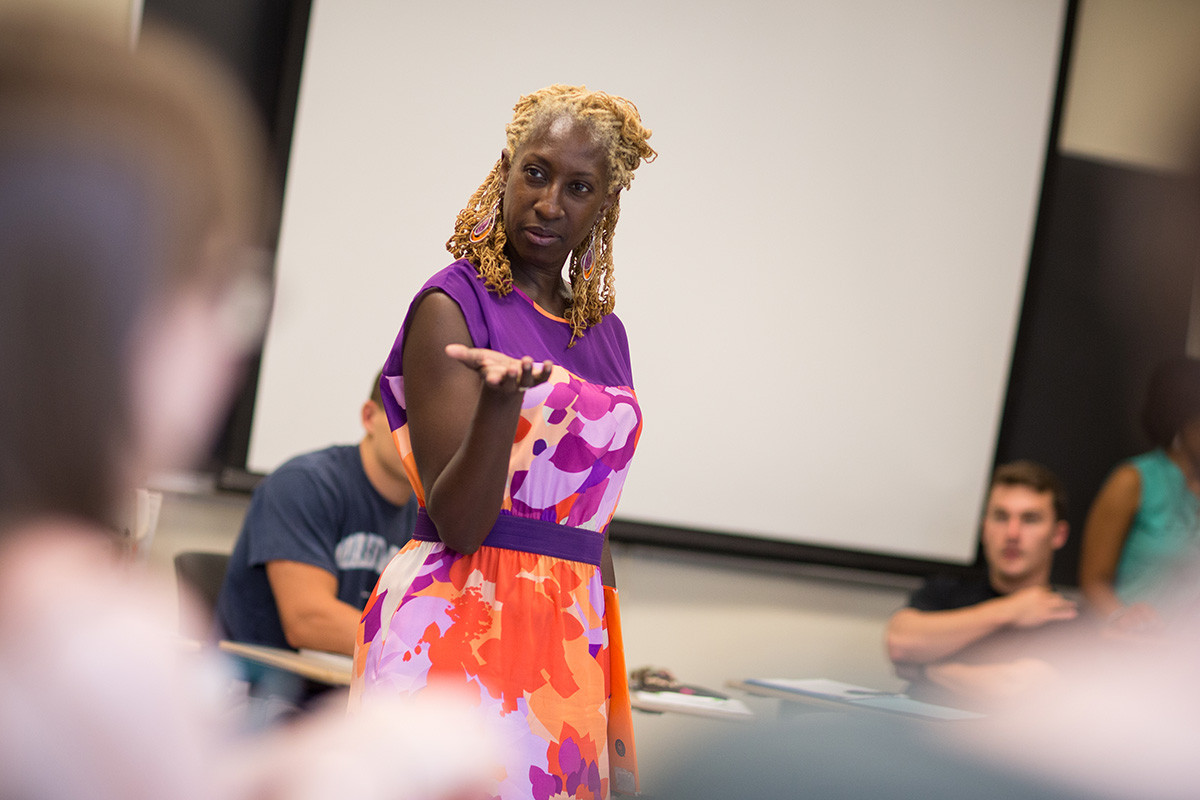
top-left (570, 182), bottom-right (592, 194)
top-left (524, 166), bottom-right (545, 181)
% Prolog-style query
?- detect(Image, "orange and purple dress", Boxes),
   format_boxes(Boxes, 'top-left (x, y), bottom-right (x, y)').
top-left (353, 260), bottom-right (642, 799)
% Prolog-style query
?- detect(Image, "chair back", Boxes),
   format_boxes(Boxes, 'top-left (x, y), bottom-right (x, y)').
top-left (173, 550), bottom-right (230, 640)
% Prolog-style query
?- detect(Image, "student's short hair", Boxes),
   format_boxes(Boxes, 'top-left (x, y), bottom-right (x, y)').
top-left (990, 460), bottom-right (1068, 521)
top-left (1140, 357), bottom-right (1200, 448)
top-left (369, 369), bottom-right (384, 406)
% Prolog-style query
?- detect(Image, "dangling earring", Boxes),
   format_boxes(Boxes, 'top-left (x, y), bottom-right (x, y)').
top-left (470, 202), bottom-right (498, 243)
top-left (579, 228), bottom-right (597, 281)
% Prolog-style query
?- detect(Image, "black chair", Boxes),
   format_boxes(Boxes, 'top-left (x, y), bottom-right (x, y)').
top-left (175, 550), bottom-right (329, 720)
top-left (173, 550), bottom-right (229, 640)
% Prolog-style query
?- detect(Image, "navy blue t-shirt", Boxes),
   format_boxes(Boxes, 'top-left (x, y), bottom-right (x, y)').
top-left (215, 444), bottom-right (416, 650)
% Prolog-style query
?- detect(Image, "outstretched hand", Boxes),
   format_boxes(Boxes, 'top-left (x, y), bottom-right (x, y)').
top-left (445, 343), bottom-right (553, 394)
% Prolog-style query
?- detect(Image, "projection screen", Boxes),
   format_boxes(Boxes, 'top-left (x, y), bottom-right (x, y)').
top-left (247, 0), bottom-right (1069, 564)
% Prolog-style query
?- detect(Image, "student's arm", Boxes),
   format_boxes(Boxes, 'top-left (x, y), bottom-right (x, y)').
top-left (266, 560), bottom-right (363, 655)
top-left (402, 292), bottom-right (551, 554)
top-left (886, 586), bottom-right (1077, 665)
top-left (1078, 464), bottom-right (1148, 624)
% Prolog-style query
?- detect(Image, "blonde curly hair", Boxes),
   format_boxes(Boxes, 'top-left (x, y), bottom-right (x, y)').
top-left (446, 85), bottom-right (656, 343)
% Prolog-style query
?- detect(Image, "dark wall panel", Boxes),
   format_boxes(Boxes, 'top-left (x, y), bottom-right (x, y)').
top-left (140, 0), bottom-right (312, 474)
top-left (995, 153), bottom-right (1200, 585)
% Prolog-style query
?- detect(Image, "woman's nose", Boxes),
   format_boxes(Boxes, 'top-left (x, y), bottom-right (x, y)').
top-left (534, 185), bottom-right (564, 219)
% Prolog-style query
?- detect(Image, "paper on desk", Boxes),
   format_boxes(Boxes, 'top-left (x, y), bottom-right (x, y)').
top-left (745, 678), bottom-right (985, 720)
top-left (297, 649), bottom-right (354, 672)
top-left (633, 689), bottom-right (754, 719)
top-left (748, 678), bottom-right (882, 699)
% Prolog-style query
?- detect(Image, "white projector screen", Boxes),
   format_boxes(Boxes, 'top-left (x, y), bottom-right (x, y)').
top-left (248, 0), bottom-right (1068, 564)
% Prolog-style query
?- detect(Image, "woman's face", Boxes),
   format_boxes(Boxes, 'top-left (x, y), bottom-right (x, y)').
top-left (499, 115), bottom-right (614, 277)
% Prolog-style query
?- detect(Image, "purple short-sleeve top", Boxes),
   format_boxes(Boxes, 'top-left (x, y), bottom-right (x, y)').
top-left (379, 259), bottom-right (641, 534)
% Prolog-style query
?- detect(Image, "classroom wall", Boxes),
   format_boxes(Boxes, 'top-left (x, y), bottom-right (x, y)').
top-left (0, 0), bottom-right (139, 40)
top-left (149, 489), bottom-right (913, 691)
top-left (1060, 0), bottom-right (1200, 172)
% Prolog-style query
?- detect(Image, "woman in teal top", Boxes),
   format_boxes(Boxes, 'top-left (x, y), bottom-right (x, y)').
top-left (1080, 358), bottom-right (1200, 632)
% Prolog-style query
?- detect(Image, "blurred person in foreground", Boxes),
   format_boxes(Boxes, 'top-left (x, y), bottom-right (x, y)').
top-left (217, 370), bottom-right (417, 658)
top-left (885, 461), bottom-right (1082, 711)
top-left (0, 13), bottom-right (495, 800)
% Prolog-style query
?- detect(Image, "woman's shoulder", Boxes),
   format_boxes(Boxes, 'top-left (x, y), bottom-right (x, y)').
top-left (417, 258), bottom-right (482, 297)
top-left (406, 258), bottom-right (486, 313)
top-left (593, 307), bottom-right (628, 337)
top-left (1126, 449), bottom-right (1178, 486)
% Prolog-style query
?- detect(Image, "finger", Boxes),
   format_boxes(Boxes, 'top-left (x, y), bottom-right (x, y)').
top-left (478, 363), bottom-right (502, 385)
top-left (492, 361), bottom-right (519, 386)
top-left (530, 359), bottom-right (554, 385)
top-left (446, 342), bottom-right (489, 372)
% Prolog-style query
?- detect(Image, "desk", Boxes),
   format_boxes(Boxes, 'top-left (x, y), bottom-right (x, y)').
top-left (218, 640), bottom-right (753, 721)
top-left (728, 678), bottom-right (983, 721)
top-left (218, 641), bottom-right (352, 686)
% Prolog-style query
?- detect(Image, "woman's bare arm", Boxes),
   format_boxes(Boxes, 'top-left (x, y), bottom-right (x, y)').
top-left (401, 292), bottom-right (549, 553)
top-left (1078, 464), bottom-right (1141, 618)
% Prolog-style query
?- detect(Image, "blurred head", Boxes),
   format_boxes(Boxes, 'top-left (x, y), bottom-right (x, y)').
top-left (1140, 356), bottom-right (1200, 450)
top-left (0, 15), bottom-right (270, 532)
top-left (362, 369), bottom-right (406, 484)
top-left (982, 461), bottom-right (1069, 590)
top-left (446, 85), bottom-right (656, 342)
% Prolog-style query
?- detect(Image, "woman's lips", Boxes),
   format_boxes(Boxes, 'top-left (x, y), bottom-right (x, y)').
top-left (524, 227), bottom-right (559, 246)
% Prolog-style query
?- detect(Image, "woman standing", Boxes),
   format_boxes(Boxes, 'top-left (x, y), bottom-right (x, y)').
top-left (354, 85), bottom-right (655, 799)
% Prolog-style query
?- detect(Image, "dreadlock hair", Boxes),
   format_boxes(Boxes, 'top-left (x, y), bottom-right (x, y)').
top-left (446, 84), bottom-right (656, 344)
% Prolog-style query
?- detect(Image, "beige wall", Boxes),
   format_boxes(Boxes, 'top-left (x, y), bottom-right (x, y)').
top-left (1061, 0), bottom-right (1200, 172)
top-left (0, 0), bottom-right (138, 41)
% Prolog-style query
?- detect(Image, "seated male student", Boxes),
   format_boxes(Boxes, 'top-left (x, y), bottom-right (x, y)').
top-left (216, 372), bottom-right (416, 656)
top-left (885, 460), bottom-right (1082, 709)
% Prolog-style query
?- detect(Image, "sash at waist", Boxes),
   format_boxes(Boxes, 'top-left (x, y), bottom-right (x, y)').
top-left (412, 507), bottom-right (603, 566)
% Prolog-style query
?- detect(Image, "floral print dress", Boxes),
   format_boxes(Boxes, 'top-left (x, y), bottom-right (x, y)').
top-left (352, 260), bottom-right (642, 799)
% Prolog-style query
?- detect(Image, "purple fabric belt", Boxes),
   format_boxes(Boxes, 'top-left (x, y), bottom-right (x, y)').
top-left (412, 507), bottom-right (603, 567)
